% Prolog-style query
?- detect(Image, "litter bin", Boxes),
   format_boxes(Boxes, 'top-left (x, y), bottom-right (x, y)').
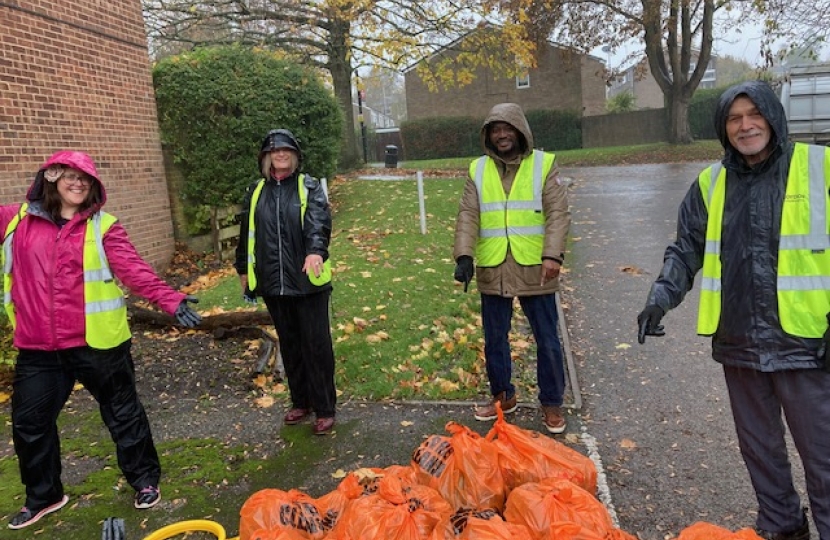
top-left (384, 145), bottom-right (398, 168)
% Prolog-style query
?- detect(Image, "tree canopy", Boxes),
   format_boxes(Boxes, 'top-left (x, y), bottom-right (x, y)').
top-left (153, 45), bottom-right (342, 230)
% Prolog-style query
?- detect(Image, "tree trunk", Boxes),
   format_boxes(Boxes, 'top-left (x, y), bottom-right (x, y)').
top-left (129, 306), bottom-right (273, 329)
top-left (666, 90), bottom-right (693, 144)
top-left (329, 20), bottom-right (362, 171)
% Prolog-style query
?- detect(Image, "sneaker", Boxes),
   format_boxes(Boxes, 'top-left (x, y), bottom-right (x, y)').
top-left (8, 495), bottom-right (69, 530)
top-left (474, 392), bottom-right (518, 421)
top-left (756, 513), bottom-right (810, 540)
top-left (542, 405), bottom-right (567, 434)
top-left (134, 486), bottom-right (161, 509)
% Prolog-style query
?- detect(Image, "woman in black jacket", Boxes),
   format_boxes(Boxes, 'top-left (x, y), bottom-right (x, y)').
top-left (235, 129), bottom-right (336, 435)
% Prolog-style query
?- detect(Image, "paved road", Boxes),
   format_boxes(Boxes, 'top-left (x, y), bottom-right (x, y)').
top-left (561, 162), bottom-right (809, 539)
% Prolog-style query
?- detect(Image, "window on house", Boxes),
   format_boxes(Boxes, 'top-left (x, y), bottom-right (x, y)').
top-left (516, 69), bottom-right (530, 89)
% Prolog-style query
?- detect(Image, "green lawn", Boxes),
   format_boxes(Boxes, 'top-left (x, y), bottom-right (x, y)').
top-left (196, 140), bottom-right (725, 401)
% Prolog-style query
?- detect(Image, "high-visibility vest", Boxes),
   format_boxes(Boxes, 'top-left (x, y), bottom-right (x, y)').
top-left (697, 143), bottom-right (830, 337)
top-left (469, 149), bottom-right (555, 266)
top-left (2, 204), bottom-right (131, 348)
top-left (246, 174), bottom-right (332, 290)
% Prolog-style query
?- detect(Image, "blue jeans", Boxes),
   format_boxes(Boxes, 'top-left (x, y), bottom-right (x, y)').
top-left (480, 293), bottom-right (565, 406)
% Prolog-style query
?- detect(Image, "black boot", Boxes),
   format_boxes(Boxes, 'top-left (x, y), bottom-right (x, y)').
top-left (755, 510), bottom-right (810, 540)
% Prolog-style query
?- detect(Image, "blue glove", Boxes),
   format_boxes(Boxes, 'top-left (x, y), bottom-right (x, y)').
top-left (175, 295), bottom-right (201, 327)
top-left (243, 287), bottom-right (257, 305)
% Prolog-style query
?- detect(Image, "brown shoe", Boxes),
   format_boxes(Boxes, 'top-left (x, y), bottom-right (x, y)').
top-left (474, 392), bottom-right (518, 421)
top-left (312, 417), bottom-right (335, 435)
top-left (542, 405), bottom-right (566, 434)
top-left (283, 408), bottom-right (311, 425)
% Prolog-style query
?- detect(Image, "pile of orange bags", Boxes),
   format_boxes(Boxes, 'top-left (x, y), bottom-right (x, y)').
top-left (239, 407), bottom-right (762, 540)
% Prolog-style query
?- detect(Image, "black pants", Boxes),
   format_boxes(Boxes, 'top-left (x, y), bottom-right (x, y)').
top-left (723, 365), bottom-right (830, 538)
top-left (263, 291), bottom-right (337, 418)
top-left (12, 341), bottom-right (161, 510)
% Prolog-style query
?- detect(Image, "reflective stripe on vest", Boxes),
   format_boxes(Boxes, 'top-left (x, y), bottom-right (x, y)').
top-left (2, 204), bottom-right (28, 327)
top-left (470, 149), bottom-right (555, 266)
top-left (3, 207), bottom-right (130, 348)
top-left (697, 143), bottom-right (830, 337)
top-left (246, 174), bottom-right (331, 290)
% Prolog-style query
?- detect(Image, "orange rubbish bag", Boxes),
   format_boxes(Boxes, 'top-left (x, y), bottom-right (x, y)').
top-left (428, 507), bottom-right (532, 540)
top-left (249, 528), bottom-right (309, 540)
top-left (412, 422), bottom-right (506, 512)
top-left (329, 474), bottom-right (452, 540)
top-left (239, 488), bottom-right (332, 540)
top-left (543, 521), bottom-right (638, 540)
top-left (485, 405), bottom-right (597, 495)
top-left (503, 478), bottom-right (614, 538)
top-left (676, 522), bottom-right (764, 540)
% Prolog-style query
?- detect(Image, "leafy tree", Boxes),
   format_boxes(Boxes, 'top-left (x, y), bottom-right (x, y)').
top-left (606, 91), bottom-right (637, 113)
top-left (489, 0), bottom-right (821, 144)
top-left (142, 1), bottom-right (536, 169)
top-left (714, 55), bottom-right (757, 87)
top-left (153, 46), bottom-right (342, 228)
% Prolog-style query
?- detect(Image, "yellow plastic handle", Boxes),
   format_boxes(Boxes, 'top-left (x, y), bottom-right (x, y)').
top-left (142, 520), bottom-right (227, 540)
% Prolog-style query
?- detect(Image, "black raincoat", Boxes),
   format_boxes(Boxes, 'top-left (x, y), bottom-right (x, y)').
top-left (646, 80), bottom-right (823, 371)
top-left (234, 170), bottom-right (332, 297)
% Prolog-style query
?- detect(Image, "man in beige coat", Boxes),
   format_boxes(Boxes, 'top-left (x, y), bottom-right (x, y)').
top-left (454, 103), bottom-right (571, 434)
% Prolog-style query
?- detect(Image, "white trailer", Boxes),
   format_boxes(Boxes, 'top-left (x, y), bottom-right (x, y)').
top-left (780, 63), bottom-right (830, 146)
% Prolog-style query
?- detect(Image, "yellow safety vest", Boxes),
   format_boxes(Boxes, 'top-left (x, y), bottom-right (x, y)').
top-left (246, 174), bottom-right (332, 290)
top-left (697, 143), bottom-right (830, 337)
top-left (469, 149), bottom-right (555, 266)
top-left (2, 204), bottom-right (130, 348)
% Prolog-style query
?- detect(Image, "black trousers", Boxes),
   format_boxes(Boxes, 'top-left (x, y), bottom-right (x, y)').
top-left (263, 291), bottom-right (337, 418)
top-left (723, 365), bottom-right (830, 539)
top-left (12, 340), bottom-right (161, 510)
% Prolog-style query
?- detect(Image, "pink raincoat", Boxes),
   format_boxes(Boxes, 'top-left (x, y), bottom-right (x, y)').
top-left (0, 151), bottom-right (185, 350)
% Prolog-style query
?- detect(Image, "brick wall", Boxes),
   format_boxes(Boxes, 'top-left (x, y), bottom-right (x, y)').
top-left (405, 44), bottom-right (607, 122)
top-left (0, 0), bottom-right (175, 270)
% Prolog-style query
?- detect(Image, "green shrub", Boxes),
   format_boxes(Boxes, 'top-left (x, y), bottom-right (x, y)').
top-left (525, 109), bottom-right (582, 151)
top-left (400, 116), bottom-right (481, 160)
top-left (689, 86), bottom-right (724, 140)
top-left (153, 45), bottom-right (343, 217)
top-left (400, 108), bottom-right (582, 160)
top-left (605, 91), bottom-right (637, 114)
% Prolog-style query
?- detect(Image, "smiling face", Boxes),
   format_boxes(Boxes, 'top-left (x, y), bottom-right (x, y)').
top-left (725, 96), bottom-right (772, 166)
top-left (270, 148), bottom-right (298, 176)
top-left (57, 168), bottom-right (93, 216)
top-left (488, 121), bottom-right (521, 160)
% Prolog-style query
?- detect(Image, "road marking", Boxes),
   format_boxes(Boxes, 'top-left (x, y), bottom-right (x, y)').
top-left (581, 429), bottom-right (619, 527)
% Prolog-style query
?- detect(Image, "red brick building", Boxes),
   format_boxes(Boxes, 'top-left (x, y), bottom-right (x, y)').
top-left (0, 0), bottom-right (174, 269)
top-left (405, 36), bottom-right (607, 122)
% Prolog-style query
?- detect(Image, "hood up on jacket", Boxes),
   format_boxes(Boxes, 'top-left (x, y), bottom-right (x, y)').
top-left (26, 150), bottom-right (107, 212)
top-left (714, 80), bottom-right (789, 165)
top-left (480, 103), bottom-right (534, 160)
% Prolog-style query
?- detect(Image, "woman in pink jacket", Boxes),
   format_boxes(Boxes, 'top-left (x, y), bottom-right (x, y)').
top-left (0, 151), bottom-right (201, 530)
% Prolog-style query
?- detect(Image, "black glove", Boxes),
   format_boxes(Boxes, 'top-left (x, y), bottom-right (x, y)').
top-left (242, 287), bottom-right (257, 305)
top-left (454, 255), bottom-right (474, 292)
top-left (637, 305), bottom-right (666, 344)
top-left (175, 295), bottom-right (201, 328)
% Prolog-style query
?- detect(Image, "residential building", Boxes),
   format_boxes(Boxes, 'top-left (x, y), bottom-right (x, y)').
top-left (608, 54), bottom-right (718, 110)
top-left (404, 34), bottom-right (607, 121)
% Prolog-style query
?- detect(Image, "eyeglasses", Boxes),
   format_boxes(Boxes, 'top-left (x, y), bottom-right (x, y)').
top-left (60, 173), bottom-right (93, 186)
